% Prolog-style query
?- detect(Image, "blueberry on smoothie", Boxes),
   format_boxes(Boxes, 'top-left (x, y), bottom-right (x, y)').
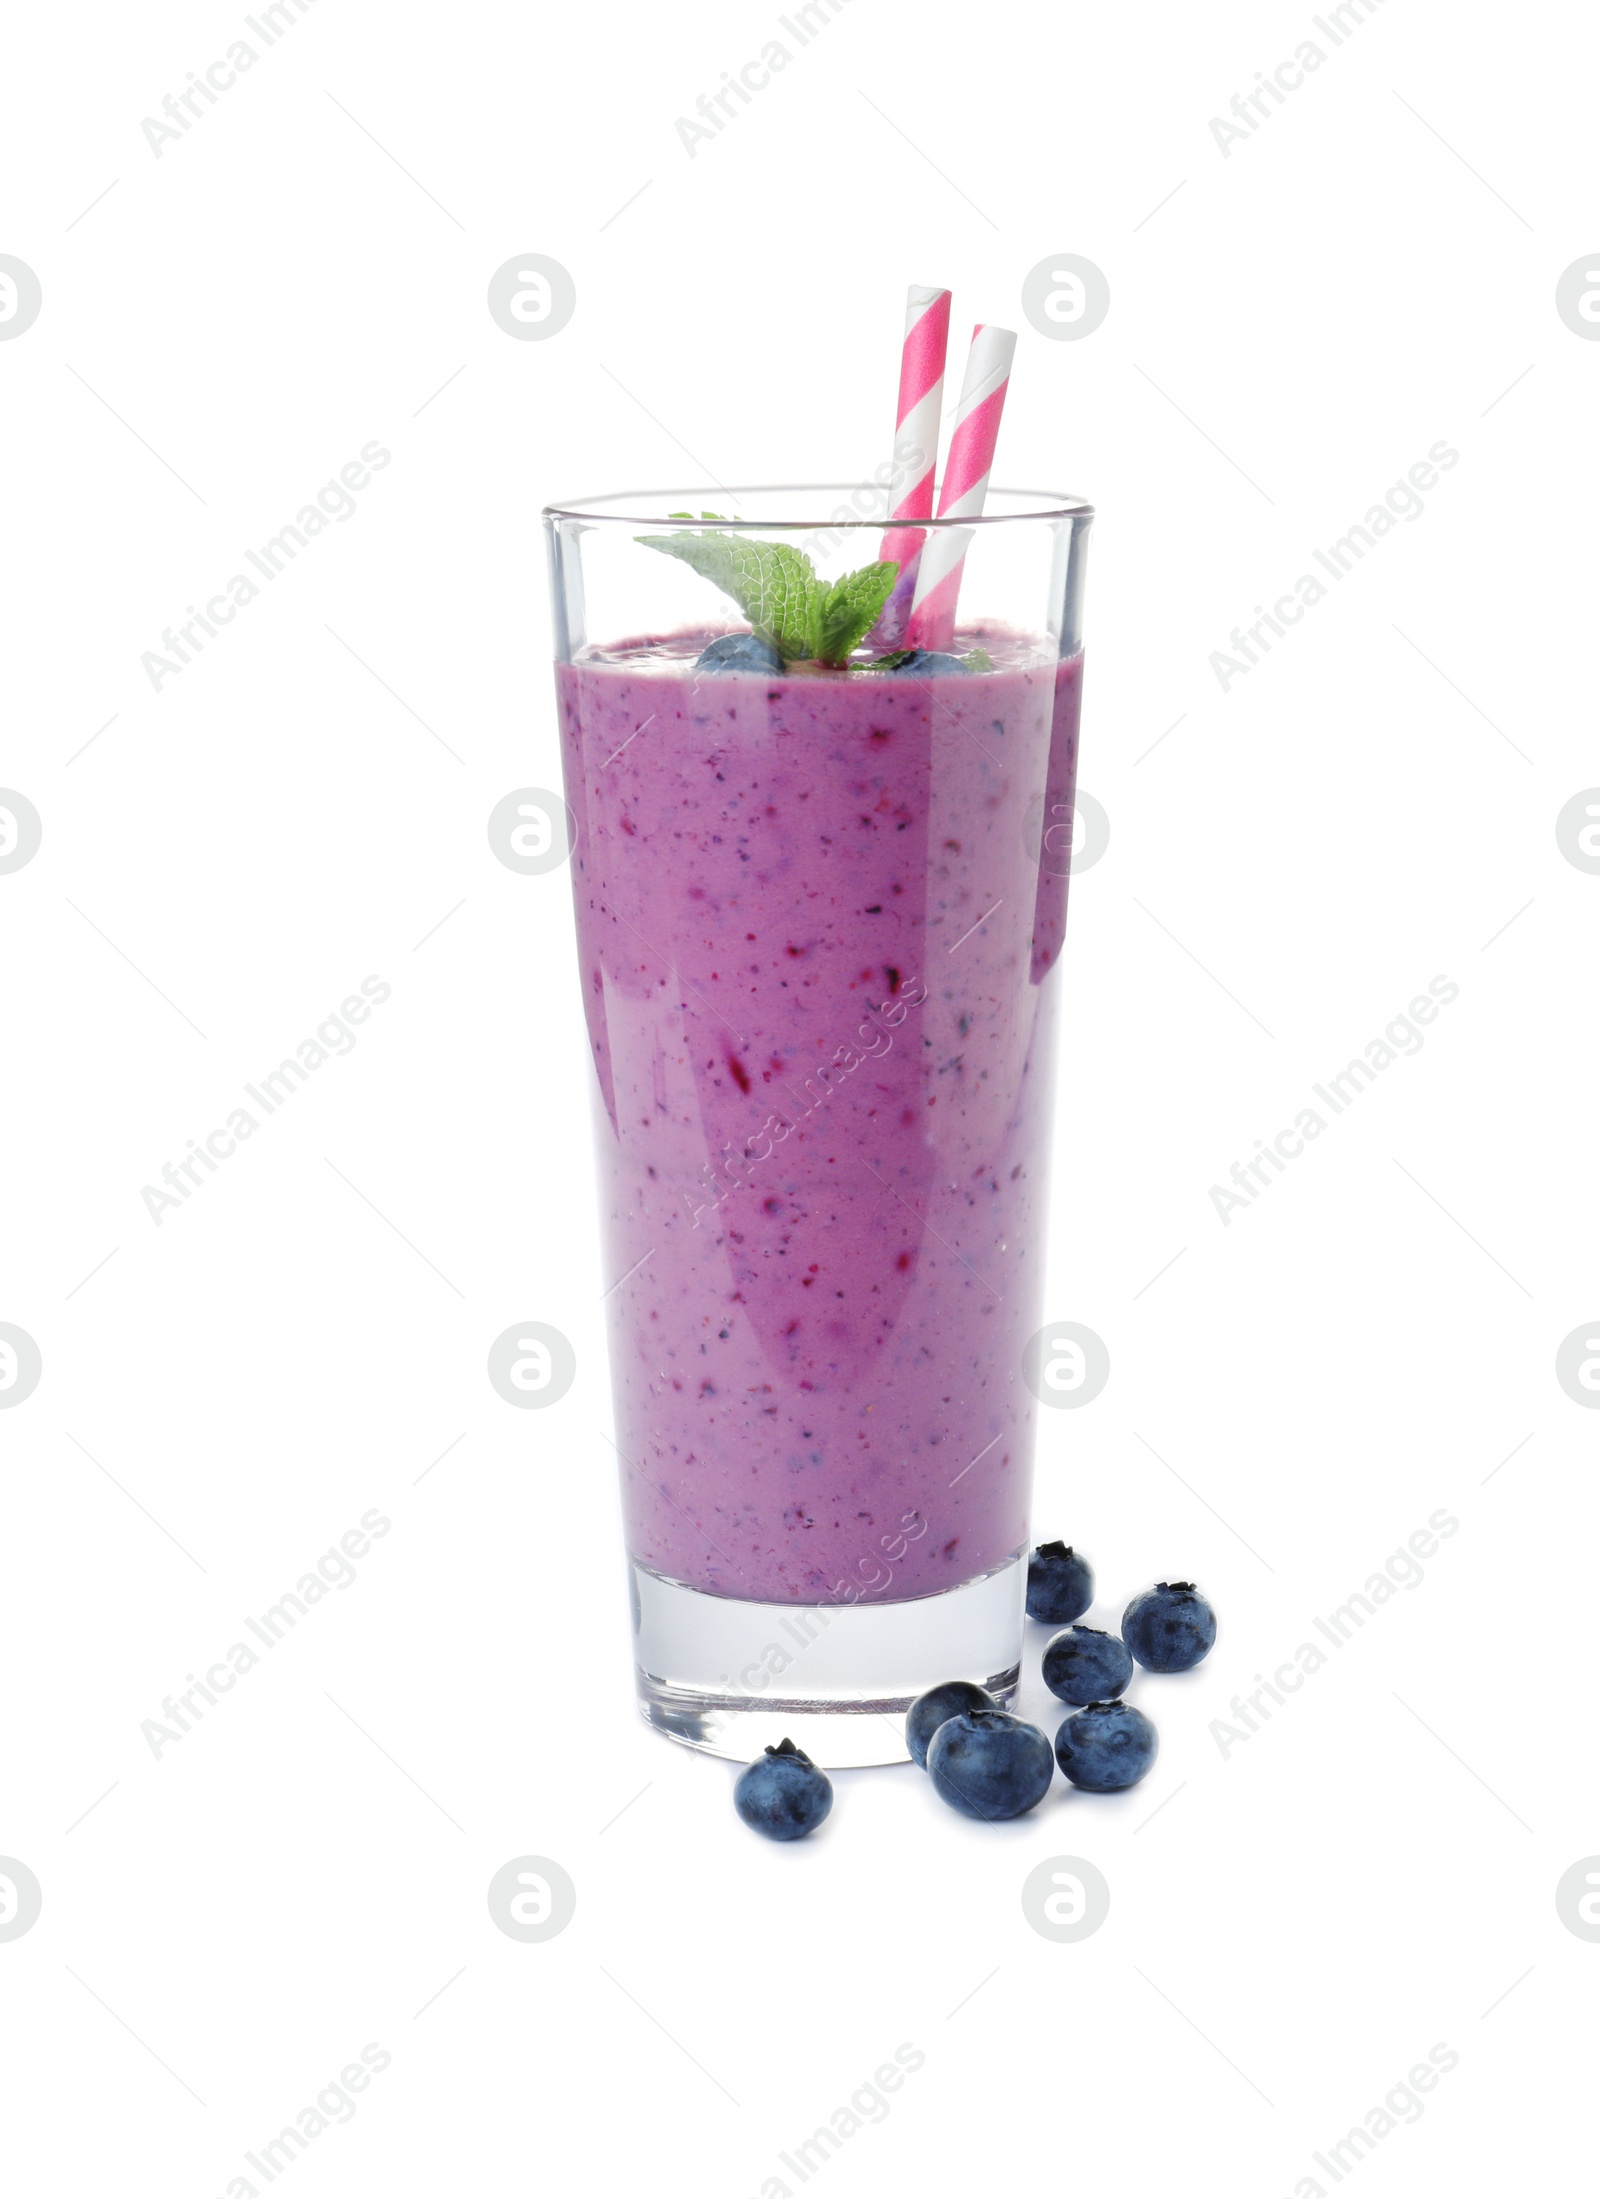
top-left (733, 1738), bottom-right (833, 1840)
top-left (1041, 1624), bottom-right (1133, 1705)
top-left (1121, 1582), bottom-right (1217, 1674)
top-left (1054, 1701), bottom-right (1158, 1792)
top-left (696, 632), bottom-right (785, 675)
top-left (876, 648), bottom-right (974, 677)
top-left (905, 1679), bottom-right (995, 1769)
top-left (926, 1709), bottom-right (1055, 1821)
top-left (1026, 1540), bottom-right (1094, 1625)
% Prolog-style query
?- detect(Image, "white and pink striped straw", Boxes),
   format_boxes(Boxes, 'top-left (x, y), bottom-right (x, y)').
top-left (906, 321), bottom-right (1017, 653)
top-left (876, 284), bottom-right (951, 644)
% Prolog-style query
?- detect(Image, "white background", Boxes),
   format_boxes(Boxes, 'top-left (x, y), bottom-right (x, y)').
top-left (2, 0), bottom-right (1596, 2192)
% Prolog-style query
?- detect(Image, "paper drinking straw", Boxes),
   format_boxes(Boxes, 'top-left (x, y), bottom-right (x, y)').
top-left (906, 321), bottom-right (1017, 652)
top-left (877, 284), bottom-right (951, 643)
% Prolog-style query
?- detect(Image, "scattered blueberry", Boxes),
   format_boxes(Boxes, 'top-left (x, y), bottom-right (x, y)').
top-left (877, 648), bottom-right (974, 677)
top-left (905, 1679), bottom-right (995, 1769)
top-left (926, 1709), bottom-right (1055, 1821)
top-left (1026, 1540), bottom-right (1094, 1626)
top-left (1054, 1701), bottom-right (1158, 1792)
top-left (1041, 1624), bottom-right (1133, 1705)
top-left (733, 1738), bottom-right (833, 1840)
top-left (696, 632), bottom-right (785, 675)
top-left (1122, 1581), bottom-right (1218, 1674)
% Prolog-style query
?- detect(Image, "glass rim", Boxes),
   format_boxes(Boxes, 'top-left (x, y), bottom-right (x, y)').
top-left (542, 483), bottom-right (1094, 529)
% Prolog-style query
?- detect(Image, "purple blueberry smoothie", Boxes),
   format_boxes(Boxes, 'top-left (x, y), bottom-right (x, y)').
top-left (557, 630), bottom-right (1081, 1608)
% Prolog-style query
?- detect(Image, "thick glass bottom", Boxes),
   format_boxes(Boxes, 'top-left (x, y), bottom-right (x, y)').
top-left (630, 1553), bottom-right (1025, 1767)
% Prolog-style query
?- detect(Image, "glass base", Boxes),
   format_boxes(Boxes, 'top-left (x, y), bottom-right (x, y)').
top-left (629, 1554), bottom-right (1025, 1767)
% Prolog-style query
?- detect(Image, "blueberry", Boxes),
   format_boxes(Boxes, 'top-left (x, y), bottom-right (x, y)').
top-left (1041, 1624), bottom-right (1133, 1705)
top-left (878, 648), bottom-right (974, 677)
top-left (1026, 1540), bottom-right (1094, 1625)
top-left (1121, 1581), bottom-right (1218, 1674)
top-left (1054, 1701), bottom-right (1158, 1792)
top-left (926, 1709), bottom-right (1055, 1821)
top-left (733, 1738), bottom-right (833, 1840)
top-left (696, 632), bottom-right (785, 675)
top-left (905, 1679), bottom-right (995, 1769)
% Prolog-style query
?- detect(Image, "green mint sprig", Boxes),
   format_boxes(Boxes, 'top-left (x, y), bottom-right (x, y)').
top-left (638, 519), bottom-right (897, 667)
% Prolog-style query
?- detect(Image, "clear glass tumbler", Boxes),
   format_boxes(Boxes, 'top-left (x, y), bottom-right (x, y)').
top-left (544, 486), bottom-right (1092, 1764)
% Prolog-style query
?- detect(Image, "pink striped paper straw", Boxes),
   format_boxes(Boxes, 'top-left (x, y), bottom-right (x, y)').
top-left (876, 284), bottom-right (951, 644)
top-left (906, 322), bottom-right (1017, 652)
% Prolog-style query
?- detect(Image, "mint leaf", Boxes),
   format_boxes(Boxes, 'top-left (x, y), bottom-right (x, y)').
top-left (639, 527), bottom-right (898, 665)
top-left (816, 561), bottom-right (899, 665)
top-left (962, 646), bottom-right (993, 672)
top-left (637, 529), bottom-right (823, 660)
top-left (871, 649), bottom-right (917, 670)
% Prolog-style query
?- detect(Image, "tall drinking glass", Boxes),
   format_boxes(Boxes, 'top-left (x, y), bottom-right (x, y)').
top-left (544, 487), bottom-right (1092, 1763)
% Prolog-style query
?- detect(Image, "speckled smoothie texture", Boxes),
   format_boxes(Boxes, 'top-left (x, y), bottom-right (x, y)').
top-left (558, 630), bottom-right (1082, 1604)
